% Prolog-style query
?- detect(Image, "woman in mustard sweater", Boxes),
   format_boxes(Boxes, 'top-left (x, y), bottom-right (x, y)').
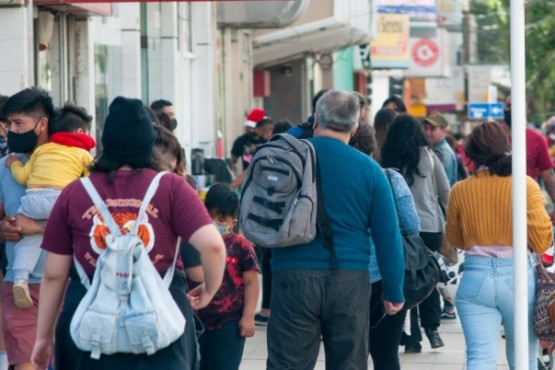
top-left (446, 121), bottom-right (552, 370)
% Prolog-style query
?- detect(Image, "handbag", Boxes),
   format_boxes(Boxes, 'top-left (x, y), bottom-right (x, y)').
top-left (426, 148), bottom-right (458, 265)
top-left (533, 258), bottom-right (555, 348)
top-left (385, 169), bottom-right (441, 310)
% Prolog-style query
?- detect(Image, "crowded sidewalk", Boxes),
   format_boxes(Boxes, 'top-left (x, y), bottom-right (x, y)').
top-left (240, 313), bottom-right (510, 370)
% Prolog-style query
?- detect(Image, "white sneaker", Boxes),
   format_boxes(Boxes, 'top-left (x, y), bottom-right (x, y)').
top-left (13, 279), bottom-right (33, 309)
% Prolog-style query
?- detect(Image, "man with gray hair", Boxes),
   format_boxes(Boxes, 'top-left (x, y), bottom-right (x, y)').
top-left (266, 90), bottom-right (405, 370)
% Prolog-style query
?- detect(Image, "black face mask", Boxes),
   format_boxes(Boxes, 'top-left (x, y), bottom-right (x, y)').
top-left (7, 125), bottom-right (39, 153)
top-left (504, 109), bottom-right (512, 127)
top-left (172, 118), bottom-right (178, 130)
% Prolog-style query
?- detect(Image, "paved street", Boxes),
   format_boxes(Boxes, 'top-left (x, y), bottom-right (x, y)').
top-left (240, 314), bottom-right (511, 370)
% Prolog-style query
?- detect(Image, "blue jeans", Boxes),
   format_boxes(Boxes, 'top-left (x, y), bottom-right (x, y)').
top-left (267, 269), bottom-right (371, 370)
top-left (456, 255), bottom-right (537, 370)
top-left (198, 320), bottom-right (245, 370)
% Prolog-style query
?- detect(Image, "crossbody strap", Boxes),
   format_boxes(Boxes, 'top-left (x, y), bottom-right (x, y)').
top-left (426, 148), bottom-right (447, 218)
top-left (312, 143), bottom-right (338, 270)
top-left (425, 148), bottom-right (438, 198)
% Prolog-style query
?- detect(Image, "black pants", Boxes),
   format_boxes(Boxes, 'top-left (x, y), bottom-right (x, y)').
top-left (404, 232), bottom-right (443, 345)
top-left (261, 248), bottom-right (272, 310)
top-left (369, 280), bottom-right (406, 370)
top-left (267, 270), bottom-right (371, 370)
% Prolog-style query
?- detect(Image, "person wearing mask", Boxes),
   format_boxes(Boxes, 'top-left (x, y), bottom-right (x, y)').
top-left (0, 88), bottom-right (54, 370)
top-left (230, 118), bottom-right (274, 189)
top-left (287, 89), bottom-right (328, 139)
top-left (502, 95), bottom-right (555, 223)
top-left (150, 99), bottom-right (177, 131)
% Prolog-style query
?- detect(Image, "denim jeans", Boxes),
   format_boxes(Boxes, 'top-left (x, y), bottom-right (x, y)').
top-left (456, 255), bottom-right (537, 370)
top-left (267, 269), bottom-right (371, 370)
top-left (198, 320), bottom-right (245, 370)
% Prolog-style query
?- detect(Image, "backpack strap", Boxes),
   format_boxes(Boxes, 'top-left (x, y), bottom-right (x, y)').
top-left (74, 171), bottom-right (169, 289)
top-left (311, 143), bottom-right (338, 270)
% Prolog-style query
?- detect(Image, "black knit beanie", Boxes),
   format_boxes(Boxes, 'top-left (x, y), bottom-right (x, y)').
top-left (102, 96), bottom-right (155, 164)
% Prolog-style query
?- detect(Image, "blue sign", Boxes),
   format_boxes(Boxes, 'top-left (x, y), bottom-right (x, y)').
top-left (468, 102), bottom-right (504, 120)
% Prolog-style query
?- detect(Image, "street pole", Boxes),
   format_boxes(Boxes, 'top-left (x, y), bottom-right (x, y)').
top-left (510, 1), bottom-right (528, 369)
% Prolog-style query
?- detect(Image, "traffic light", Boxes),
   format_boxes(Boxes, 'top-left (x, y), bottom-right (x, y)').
top-left (389, 77), bottom-right (405, 98)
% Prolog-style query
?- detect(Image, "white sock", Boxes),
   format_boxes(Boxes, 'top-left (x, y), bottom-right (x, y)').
top-left (0, 351), bottom-right (9, 370)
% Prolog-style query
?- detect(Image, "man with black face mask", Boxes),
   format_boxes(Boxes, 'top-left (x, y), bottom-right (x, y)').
top-left (151, 99), bottom-right (177, 131)
top-left (502, 95), bottom-right (555, 222)
top-left (0, 87), bottom-right (53, 370)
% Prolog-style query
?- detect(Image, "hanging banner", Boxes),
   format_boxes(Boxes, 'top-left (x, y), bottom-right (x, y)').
top-left (370, 13), bottom-right (410, 69)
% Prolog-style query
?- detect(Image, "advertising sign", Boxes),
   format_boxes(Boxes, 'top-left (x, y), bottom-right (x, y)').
top-left (369, 13), bottom-right (410, 69)
top-left (377, 0), bottom-right (437, 22)
top-left (424, 67), bottom-right (465, 111)
top-left (468, 102), bottom-right (504, 120)
top-left (466, 66), bottom-right (492, 103)
top-left (407, 28), bottom-right (449, 77)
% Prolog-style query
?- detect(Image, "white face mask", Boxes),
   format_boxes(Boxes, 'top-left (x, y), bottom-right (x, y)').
top-left (212, 220), bottom-right (233, 235)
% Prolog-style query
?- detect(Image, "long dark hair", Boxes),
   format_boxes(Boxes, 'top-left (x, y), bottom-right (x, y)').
top-left (465, 121), bottom-right (512, 176)
top-left (373, 107), bottom-right (397, 161)
top-left (90, 147), bottom-right (165, 181)
top-left (380, 114), bottom-right (428, 185)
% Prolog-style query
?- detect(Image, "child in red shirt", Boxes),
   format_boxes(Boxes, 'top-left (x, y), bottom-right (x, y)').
top-left (194, 183), bottom-right (259, 370)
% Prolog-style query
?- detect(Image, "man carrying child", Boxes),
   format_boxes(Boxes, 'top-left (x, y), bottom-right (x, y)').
top-left (5, 103), bottom-right (95, 309)
top-left (0, 88), bottom-right (54, 370)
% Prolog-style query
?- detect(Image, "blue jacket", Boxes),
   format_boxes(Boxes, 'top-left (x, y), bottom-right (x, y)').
top-left (271, 137), bottom-right (405, 303)
top-left (434, 139), bottom-right (458, 187)
top-left (369, 169), bottom-right (420, 283)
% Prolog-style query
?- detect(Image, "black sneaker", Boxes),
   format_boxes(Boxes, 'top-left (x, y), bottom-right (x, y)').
top-left (441, 310), bottom-right (457, 320)
top-left (404, 344), bottom-right (422, 353)
top-left (255, 313), bottom-right (269, 326)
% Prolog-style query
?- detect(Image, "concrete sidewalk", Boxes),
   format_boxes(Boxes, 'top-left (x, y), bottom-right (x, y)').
top-left (240, 316), bottom-right (511, 370)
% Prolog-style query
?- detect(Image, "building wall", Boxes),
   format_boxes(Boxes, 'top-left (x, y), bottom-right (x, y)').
top-left (219, 28), bottom-right (255, 159)
top-left (333, 46), bottom-right (354, 90)
top-left (264, 59), bottom-right (306, 125)
top-left (0, 6), bottom-right (34, 94)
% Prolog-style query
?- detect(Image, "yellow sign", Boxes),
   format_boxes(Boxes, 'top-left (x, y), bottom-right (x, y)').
top-left (370, 14), bottom-right (410, 69)
top-left (409, 103), bottom-right (427, 118)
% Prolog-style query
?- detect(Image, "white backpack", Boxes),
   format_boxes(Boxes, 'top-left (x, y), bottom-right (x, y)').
top-left (70, 171), bottom-right (185, 359)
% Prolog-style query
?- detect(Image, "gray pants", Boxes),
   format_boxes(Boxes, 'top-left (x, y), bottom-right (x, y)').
top-left (267, 269), bottom-right (371, 370)
top-left (13, 188), bottom-right (60, 281)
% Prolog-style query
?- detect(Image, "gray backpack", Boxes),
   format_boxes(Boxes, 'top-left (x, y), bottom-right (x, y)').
top-left (239, 134), bottom-right (336, 264)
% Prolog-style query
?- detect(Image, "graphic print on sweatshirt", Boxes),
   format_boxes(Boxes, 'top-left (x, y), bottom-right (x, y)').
top-left (82, 198), bottom-right (160, 258)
